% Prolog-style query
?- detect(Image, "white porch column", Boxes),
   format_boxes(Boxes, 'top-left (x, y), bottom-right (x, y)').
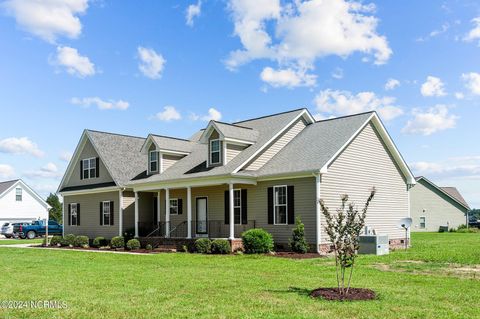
top-left (134, 191), bottom-right (139, 238)
top-left (119, 190), bottom-right (124, 236)
top-left (157, 191), bottom-right (161, 224)
top-left (187, 186), bottom-right (192, 239)
top-left (165, 188), bottom-right (170, 238)
top-left (62, 199), bottom-right (65, 237)
top-left (315, 174), bottom-right (321, 254)
top-left (229, 183), bottom-right (234, 240)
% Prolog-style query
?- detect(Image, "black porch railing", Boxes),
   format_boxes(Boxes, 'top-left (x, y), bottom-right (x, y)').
top-left (138, 220), bottom-right (256, 238)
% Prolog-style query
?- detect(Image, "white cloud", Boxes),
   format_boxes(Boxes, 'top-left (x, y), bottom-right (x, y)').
top-left (186, 1), bottom-right (201, 27)
top-left (314, 89), bottom-right (403, 121)
top-left (59, 151), bottom-right (72, 162)
top-left (402, 105), bottom-right (458, 136)
top-left (461, 72), bottom-right (480, 95)
top-left (260, 66), bottom-right (316, 88)
top-left (153, 106), bottom-right (182, 122)
top-left (331, 68), bottom-right (343, 80)
top-left (455, 92), bottom-right (465, 100)
top-left (464, 17), bottom-right (480, 44)
top-left (53, 46), bottom-right (95, 78)
top-left (225, 0), bottom-right (391, 77)
top-left (24, 162), bottom-right (62, 179)
top-left (2, 0), bottom-right (89, 43)
top-left (137, 47), bottom-right (166, 79)
top-left (0, 137), bottom-right (44, 157)
top-left (71, 97), bottom-right (129, 110)
top-left (420, 76), bottom-right (446, 97)
top-left (411, 156), bottom-right (480, 178)
top-left (0, 164), bottom-right (15, 179)
top-left (385, 78), bottom-right (400, 90)
top-left (190, 108), bottom-right (222, 121)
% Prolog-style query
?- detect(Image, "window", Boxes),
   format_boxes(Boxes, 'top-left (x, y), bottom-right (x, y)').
top-left (15, 188), bottom-right (22, 201)
top-left (82, 158), bottom-right (97, 179)
top-left (170, 199), bottom-right (179, 215)
top-left (71, 203), bottom-right (78, 226)
top-left (210, 139), bottom-right (221, 165)
top-left (234, 189), bottom-right (242, 224)
top-left (149, 151), bottom-right (159, 173)
top-left (102, 201), bottom-right (111, 226)
top-left (419, 216), bottom-right (426, 229)
top-left (274, 186), bottom-right (287, 225)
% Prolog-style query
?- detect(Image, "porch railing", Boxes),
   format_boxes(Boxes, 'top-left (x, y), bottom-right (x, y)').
top-left (139, 220), bottom-right (256, 238)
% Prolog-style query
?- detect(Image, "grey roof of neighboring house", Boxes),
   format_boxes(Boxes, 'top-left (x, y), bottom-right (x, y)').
top-left (211, 121), bottom-right (259, 143)
top-left (129, 108), bottom-right (307, 184)
top-left (150, 134), bottom-right (196, 153)
top-left (87, 130), bottom-right (147, 186)
top-left (0, 179), bottom-right (19, 196)
top-left (415, 176), bottom-right (470, 210)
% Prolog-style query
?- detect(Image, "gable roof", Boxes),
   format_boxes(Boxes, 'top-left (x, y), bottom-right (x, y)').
top-left (199, 121), bottom-right (259, 144)
top-left (0, 179), bottom-right (51, 209)
top-left (416, 176), bottom-right (470, 210)
top-left (0, 179), bottom-right (19, 196)
top-left (141, 134), bottom-right (196, 154)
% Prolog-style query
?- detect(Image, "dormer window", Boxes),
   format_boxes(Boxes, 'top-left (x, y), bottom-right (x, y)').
top-left (150, 151), bottom-right (159, 173)
top-left (210, 139), bottom-right (221, 165)
top-left (82, 158), bottom-right (97, 179)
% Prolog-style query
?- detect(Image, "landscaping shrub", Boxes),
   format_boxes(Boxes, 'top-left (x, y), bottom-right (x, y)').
top-left (64, 234), bottom-right (76, 247)
top-left (126, 239), bottom-right (141, 250)
top-left (211, 239), bottom-right (231, 254)
top-left (123, 228), bottom-right (135, 243)
top-left (241, 229), bottom-right (274, 254)
top-left (74, 236), bottom-right (89, 248)
top-left (145, 244), bottom-right (153, 250)
top-left (457, 227), bottom-right (480, 233)
top-left (50, 235), bottom-right (63, 246)
top-left (92, 236), bottom-right (108, 248)
top-left (110, 236), bottom-right (125, 249)
top-left (194, 238), bottom-right (212, 254)
top-left (289, 217), bottom-right (309, 253)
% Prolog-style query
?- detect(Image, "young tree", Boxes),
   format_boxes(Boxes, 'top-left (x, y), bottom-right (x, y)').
top-left (289, 217), bottom-right (309, 253)
top-left (46, 193), bottom-right (63, 223)
top-left (319, 188), bottom-right (376, 295)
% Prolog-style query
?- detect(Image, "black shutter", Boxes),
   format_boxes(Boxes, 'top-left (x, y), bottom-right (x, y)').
top-left (77, 203), bottom-right (80, 226)
top-left (287, 186), bottom-right (295, 225)
top-left (68, 204), bottom-right (71, 226)
top-left (110, 201), bottom-right (114, 226)
top-left (224, 190), bottom-right (229, 224)
top-left (178, 199), bottom-right (183, 214)
top-left (241, 189), bottom-right (248, 225)
top-left (100, 202), bottom-right (103, 226)
top-left (96, 157), bottom-right (100, 178)
top-left (80, 160), bottom-right (83, 180)
top-left (267, 187), bottom-right (274, 224)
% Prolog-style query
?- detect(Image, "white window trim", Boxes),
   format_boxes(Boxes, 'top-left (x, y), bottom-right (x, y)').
top-left (169, 198), bottom-right (179, 215)
top-left (149, 150), bottom-right (159, 173)
top-left (15, 187), bottom-right (22, 202)
top-left (102, 201), bottom-right (112, 226)
top-left (233, 189), bottom-right (242, 225)
top-left (210, 139), bottom-right (221, 165)
top-left (70, 203), bottom-right (78, 226)
top-left (273, 185), bottom-right (288, 225)
top-left (419, 216), bottom-right (426, 229)
top-left (82, 157), bottom-right (97, 180)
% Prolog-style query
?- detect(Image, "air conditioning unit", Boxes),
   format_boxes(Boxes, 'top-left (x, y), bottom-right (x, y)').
top-left (358, 235), bottom-right (389, 255)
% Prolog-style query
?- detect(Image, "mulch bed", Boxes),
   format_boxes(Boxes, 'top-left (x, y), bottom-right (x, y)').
top-left (269, 252), bottom-right (323, 259)
top-left (310, 288), bottom-right (376, 301)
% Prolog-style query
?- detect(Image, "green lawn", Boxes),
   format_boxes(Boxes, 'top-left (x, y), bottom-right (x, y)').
top-left (0, 233), bottom-right (479, 319)
top-left (0, 238), bottom-right (43, 245)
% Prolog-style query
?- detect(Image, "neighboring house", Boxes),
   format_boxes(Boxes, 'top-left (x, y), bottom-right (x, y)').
top-left (411, 176), bottom-right (470, 232)
top-left (0, 179), bottom-right (50, 225)
top-left (57, 108), bottom-right (416, 252)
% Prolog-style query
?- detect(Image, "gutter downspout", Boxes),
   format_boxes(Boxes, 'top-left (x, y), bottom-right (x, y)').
top-left (314, 173), bottom-right (322, 254)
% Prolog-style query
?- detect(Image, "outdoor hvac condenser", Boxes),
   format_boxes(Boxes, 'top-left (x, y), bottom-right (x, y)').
top-left (358, 235), bottom-right (389, 255)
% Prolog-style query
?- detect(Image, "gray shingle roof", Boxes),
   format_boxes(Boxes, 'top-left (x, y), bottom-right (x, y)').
top-left (441, 187), bottom-right (470, 209)
top-left (211, 121), bottom-right (259, 143)
top-left (150, 135), bottom-right (196, 153)
top-left (87, 130), bottom-right (147, 186)
top-left (0, 180), bottom-right (19, 196)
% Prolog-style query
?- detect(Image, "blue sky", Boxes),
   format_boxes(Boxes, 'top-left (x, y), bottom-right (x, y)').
top-left (0, 0), bottom-right (479, 207)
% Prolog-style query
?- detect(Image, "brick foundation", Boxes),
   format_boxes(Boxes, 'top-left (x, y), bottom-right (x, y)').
top-left (229, 239), bottom-right (243, 252)
top-left (139, 237), bottom-right (243, 253)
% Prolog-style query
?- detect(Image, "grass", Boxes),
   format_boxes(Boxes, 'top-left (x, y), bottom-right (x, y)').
top-left (0, 238), bottom-right (43, 245)
top-left (0, 232), bottom-right (478, 319)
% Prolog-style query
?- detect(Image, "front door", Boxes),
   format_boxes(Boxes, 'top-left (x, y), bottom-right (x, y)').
top-left (196, 197), bottom-right (208, 234)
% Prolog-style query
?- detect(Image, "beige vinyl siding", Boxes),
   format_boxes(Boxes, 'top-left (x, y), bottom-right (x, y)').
top-left (122, 191), bottom-right (135, 233)
top-left (245, 118), bottom-right (307, 171)
top-left (410, 179), bottom-right (467, 231)
top-left (321, 122), bottom-right (409, 242)
top-left (64, 139), bottom-right (114, 188)
top-left (226, 144), bottom-right (246, 163)
top-left (64, 191), bottom-right (119, 239)
top-left (162, 154), bottom-right (183, 172)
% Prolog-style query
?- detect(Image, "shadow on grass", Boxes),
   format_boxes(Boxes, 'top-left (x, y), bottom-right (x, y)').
top-left (266, 287), bottom-right (312, 297)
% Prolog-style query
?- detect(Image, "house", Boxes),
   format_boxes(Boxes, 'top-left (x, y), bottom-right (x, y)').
top-left (57, 108), bottom-right (416, 252)
top-left (410, 176), bottom-right (469, 231)
top-left (0, 179), bottom-right (50, 226)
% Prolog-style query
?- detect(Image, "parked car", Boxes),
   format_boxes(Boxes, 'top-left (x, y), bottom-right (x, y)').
top-left (14, 220), bottom-right (63, 239)
top-left (469, 220), bottom-right (480, 228)
top-left (1, 223), bottom-right (14, 238)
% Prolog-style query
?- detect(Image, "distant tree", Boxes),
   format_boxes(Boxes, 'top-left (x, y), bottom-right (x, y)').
top-left (47, 193), bottom-right (63, 223)
top-left (469, 209), bottom-right (480, 221)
